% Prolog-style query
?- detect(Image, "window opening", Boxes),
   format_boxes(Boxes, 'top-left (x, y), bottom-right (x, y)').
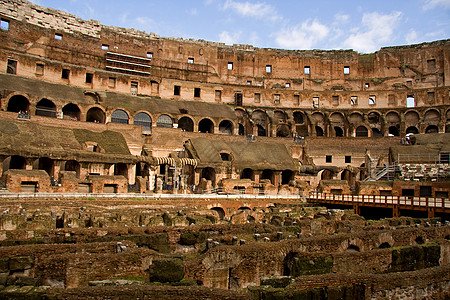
top-left (285, 83), bottom-right (290, 88)
top-left (254, 93), bottom-right (260, 103)
top-left (6, 59), bottom-right (17, 74)
top-left (351, 96), bottom-right (358, 105)
top-left (215, 90), bottom-right (222, 102)
top-left (220, 153), bottom-right (231, 161)
top-left (427, 92), bottom-right (435, 104)
top-left (101, 44), bottom-right (109, 50)
top-left (388, 94), bottom-right (396, 106)
top-left (85, 73), bottom-right (93, 84)
top-left (313, 97), bottom-right (319, 108)
top-left (345, 156), bottom-right (351, 163)
top-left (194, 87), bottom-right (201, 98)
top-left (228, 62), bottom-right (233, 70)
top-left (61, 69), bottom-right (70, 79)
top-left (266, 65), bottom-right (272, 73)
top-left (326, 155), bottom-right (332, 163)
top-left (247, 80), bottom-right (252, 85)
top-left (0, 19), bottom-right (9, 30)
top-left (368, 95), bottom-right (376, 105)
top-left (365, 83), bottom-right (370, 88)
top-left (235, 92), bottom-right (243, 106)
top-left (344, 66), bottom-right (350, 74)
top-left (188, 57), bottom-right (194, 64)
top-left (131, 81), bottom-right (138, 95)
top-left (147, 52), bottom-right (153, 58)
top-left (174, 85), bottom-right (181, 96)
top-left (294, 95), bottom-right (299, 105)
top-left (35, 63), bottom-right (44, 75)
top-left (406, 95), bottom-right (415, 108)
top-left (274, 94), bottom-right (280, 104)
top-left (304, 66), bottom-right (310, 74)
top-left (427, 59), bottom-right (436, 72)
top-left (55, 33), bottom-right (63, 40)
top-left (108, 77), bottom-right (116, 88)
top-left (332, 95), bottom-right (339, 106)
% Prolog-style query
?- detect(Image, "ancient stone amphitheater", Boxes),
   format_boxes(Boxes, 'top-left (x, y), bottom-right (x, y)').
top-left (0, 0), bottom-right (449, 298)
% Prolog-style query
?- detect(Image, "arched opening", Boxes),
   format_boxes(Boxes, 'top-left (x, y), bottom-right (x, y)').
top-left (415, 236), bottom-right (425, 245)
top-left (388, 126), bottom-right (399, 136)
top-left (62, 103), bottom-right (81, 120)
top-left (424, 109), bottom-right (441, 125)
top-left (64, 160), bottom-right (80, 178)
top-left (293, 111), bottom-right (304, 124)
top-left (334, 126), bottom-right (344, 137)
top-left (321, 169), bottom-right (333, 180)
top-left (378, 242), bottom-right (391, 249)
top-left (256, 124), bottom-right (266, 136)
top-left (372, 128), bottom-right (383, 137)
top-left (238, 123), bottom-right (245, 136)
top-left (35, 99), bottom-right (57, 118)
top-left (315, 126), bottom-right (324, 136)
top-left (34, 157), bottom-right (54, 177)
top-left (349, 112), bottom-right (364, 125)
top-left (178, 116), bottom-right (194, 132)
top-left (2, 155), bottom-right (26, 174)
top-left (405, 111), bottom-right (420, 125)
top-left (281, 170), bottom-right (293, 185)
top-left (198, 118), bottom-right (214, 133)
top-left (7, 95), bottom-right (30, 113)
top-left (425, 125), bottom-right (439, 134)
top-left (134, 112), bottom-right (152, 133)
top-left (276, 124), bottom-right (290, 137)
top-left (273, 111), bottom-right (287, 123)
top-left (157, 114), bottom-right (173, 128)
top-left (368, 111), bottom-right (381, 124)
top-left (346, 245), bottom-right (360, 252)
top-left (210, 207), bottom-right (225, 220)
top-left (261, 169), bottom-right (274, 184)
top-left (241, 168), bottom-right (254, 180)
top-left (356, 126), bottom-right (368, 137)
top-left (114, 163), bottom-right (128, 178)
top-left (340, 169), bottom-right (354, 186)
top-left (111, 109), bottom-right (129, 124)
top-left (182, 164), bottom-right (195, 186)
top-left (219, 120), bottom-right (234, 135)
top-left (201, 167), bottom-right (216, 186)
top-left (406, 126), bottom-right (419, 135)
top-left (86, 107), bottom-right (106, 123)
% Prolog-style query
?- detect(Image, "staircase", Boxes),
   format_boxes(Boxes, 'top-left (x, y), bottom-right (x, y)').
top-left (363, 164), bottom-right (398, 181)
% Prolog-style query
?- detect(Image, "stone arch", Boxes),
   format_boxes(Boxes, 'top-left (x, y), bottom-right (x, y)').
top-left (33, 157), bottom-right (54, 177)
top-left (210, 207), bottom-right (225, 220)
top-left (241, 168), bottom-right (254, 180)
top-left (405, 110), bottom-right (420, 125)
top-left (424, 109), bottom-right (440, 125)
top-left (406, 126), bottom-right (419, 134)
top-left (218, 120), bottom-right (234, 135)
top-left (199, 118), bottom-right (215, 133)
top-left (273, 110), bottom-right (287, 123)
top-left (425, 125), bottom-right (439, 133)
top-left (133, 112), bottom-right (152, 133)
top-left (388, 126), bottom-right (400, 136)
top-left (349, 112), bottom-right (364, 125)
top-left (114, 163), bottom-right (128, 178)
top-left (2, 155), bottom-right (26, 174)
top-left (235, 108), bottom-right (251, 136)
top-left (201, 167), bottom-right (216, 186)
top-left (330, 112), bottom-right (346, 137)
top-left (6, 94), bottom-right (30, 113)
top-left (178, 116), bottom-right (194, 132)
top-left (35, 99), bottom-right (57, 118)
top-left (276, 124), bottom-right (291, 137)
top-left (356, 125), bottom-right (369, 137)
top-left (315, 126), bottom-right (324, 136)
top-left (251, 110), bottom-right (269, 136)
top-left (281, 169), bottom-right (293, 185)
top-left (339, 238), bottom-right (365, 252)
top-left (238, 123), bottom-right (245, 136)
top-left (64, 160), bottom-right (80, 178)
top-left (320, 169), bottom-right (333, 180)
top-left (111, 109), bottom-right (129, 124)
top-left (334, 126), bottom-right (344, 137)
top-left (293, 111), bottom-right (305, 124)
top-left (367, 111), bottom-right (381, 125)
top-left (62, 103), bottom-right (81, 120)
top-left (377, 233), bottom-right (395, 249)
top-left (340, 169), bottom-right (355, 186)
top-left (156, 114), bottom-right (173, 128)
top-left (261, 169), bottom-right (274, 185)
top-left (386, 111), bottom-right (400, 136)
top-left (86, 106), bottom-right (106, 123)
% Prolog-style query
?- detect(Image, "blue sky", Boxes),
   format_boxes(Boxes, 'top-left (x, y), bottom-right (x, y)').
top-left (29, 0), bottom-right (450, 53)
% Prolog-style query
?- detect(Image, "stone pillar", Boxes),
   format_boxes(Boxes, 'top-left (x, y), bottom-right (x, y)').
top-left (53, 161), bottom-right (62, 180)
top-left (128, 164), bottom-right (136, 185)
top-left (194, 170), bottom-right (201, 185)
top-left (254, 170), bottom-right (262, 184)
top-left (273, 171), bottom-right (282, 187)
top-left (148, 167), bottom-right (156, 192)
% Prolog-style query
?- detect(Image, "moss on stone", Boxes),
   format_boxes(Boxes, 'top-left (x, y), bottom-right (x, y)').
top-left (149, 258), bottom-right (184, 283)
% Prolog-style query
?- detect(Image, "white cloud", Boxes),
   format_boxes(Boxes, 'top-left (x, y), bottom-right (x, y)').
top-left (274, 19), bottom-right (329, 50)
top-left (342, 11), bottom-right (402, 53)
top-left (223, 0), bottom-right (280, 21)
top-left (334, 13), bottom-right (350, 25)
top-left (422, 0), bottom-right (450, 10)
top-left (406, 30), bottom-right (419, 44)
top-left (218, 30), bottom-right (242, 45)
top-left (135, 16), bottom-right (155, 27)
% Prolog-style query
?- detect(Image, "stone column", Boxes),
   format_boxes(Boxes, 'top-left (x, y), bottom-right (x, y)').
top-left (128, 164), bottom-right (136, 185)
top-left (273, 171), bottom-right (282, 187)
top-left (254, 170), bottom-right (262, 184)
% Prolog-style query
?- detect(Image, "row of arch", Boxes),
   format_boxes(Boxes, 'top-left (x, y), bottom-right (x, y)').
top-left (5, 94), bottom-right (450, 138)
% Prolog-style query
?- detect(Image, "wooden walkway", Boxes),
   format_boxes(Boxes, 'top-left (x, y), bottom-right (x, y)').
top-left (307, 192), bottom-right (450, 217)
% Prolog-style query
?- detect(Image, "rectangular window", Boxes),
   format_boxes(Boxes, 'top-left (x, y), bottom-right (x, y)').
top-left (304, 66), bottom-right (310, 75)
top-left (215, 90), bottom-right (222, 102)
top-left (131, 81), bottom-right (138, 95)
top-left (285, 83), bottom-right (290, 88)
top-left (188, 57), bottom-right (194, 64)
top-left (351, 96), bottom-right (358, 106)
top-left (344, 66), bottom-right (350, 74)
top-left (388, 94), bottom-right (396, 106)
top-left (85, 73), bottom-right (93, 84)
top-left (108, 77), bottom-right (116, 88)
top-left (194, 87), bottom-right (201, 97)
top-left (332, 95), bottom-right (339, 106)
top-left (147, 52), bottom-right (153, 58)
top-left (55, 33), bottom-right (63, 40)
top-left (174, 85), bottom-right (181, 96)
top-left (406, 80), bottom-right (412, 86)
top-left (313, 97), bottom-right (319, 108)
top-left (6, 59), bottom-right (17, 74)
top-left (345, 156), bottom-right (351, 163)
top-left (228, 62), bottom-right (233, 70)
top-left (101, 44), bottom-right (109, 50)
top-left (235, 92), bottom-right (243, 106)
top-left (326, 155), bottom-right (332, 163)
top-left (266, 65), bottom-right (272, 73)
top-left (427, 91), bottom-right (435, 104)
top-left (35, 63), bottom-right (44, 75)
top-left (294, 95), bottom-right (300, 105)
top-left (0, 19), bottom-right (9, 31)
top-left (61, 68), bottom-right (70, 79)
top-left (247, 80), bottom-right (252, 85)
top-left (254, 93), bottom-right (261, 103)
top-left (369, 95), bottom-right (376, 105)
top-left (365, 83), bottom-right (370, 88)
top-left (273, 94), bottom-right (280, 104)
top-left (406, 95), bottom-right (415, 108)
top-left (427, 59), bottom-right (436, 72)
